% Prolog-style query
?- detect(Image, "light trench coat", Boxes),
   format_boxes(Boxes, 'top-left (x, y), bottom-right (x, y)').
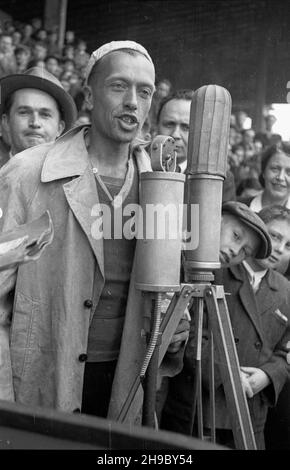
top-left (0, 126), bottom-right (182, 424)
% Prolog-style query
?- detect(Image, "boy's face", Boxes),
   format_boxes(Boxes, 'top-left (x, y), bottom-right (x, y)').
top-left (219, 213), bottom-right (260, 266)
top-left (255, 219), bottom-right (290, 273)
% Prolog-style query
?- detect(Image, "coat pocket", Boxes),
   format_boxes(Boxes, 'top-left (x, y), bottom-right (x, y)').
top-left (11, 292), bottom-right (53, 355)
top-left (10, 292), bottom-right (39, 380)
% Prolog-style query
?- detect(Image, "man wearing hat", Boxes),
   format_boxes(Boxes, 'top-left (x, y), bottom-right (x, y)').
top-left (0, 41), bottom-right (188, 423)
top-left (0, 66), bottom-right (77, 167)
top-left (160, 201), bottom-right (290, 448)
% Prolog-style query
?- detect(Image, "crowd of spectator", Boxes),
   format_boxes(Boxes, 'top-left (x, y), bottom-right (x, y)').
top-left (0, 15), bottom-right (286, 207)
top-left (227, 112), bottom-right (282, 199)
top-left (0, 16), bottom-right (91, 125)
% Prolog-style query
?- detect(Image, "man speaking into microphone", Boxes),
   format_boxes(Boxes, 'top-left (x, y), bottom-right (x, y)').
top-left (0, 40), bottom-right (189, 424)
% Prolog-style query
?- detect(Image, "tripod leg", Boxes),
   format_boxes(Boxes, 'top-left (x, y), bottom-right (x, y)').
top-left (189, 297), bottom-right (204, 439)
top-left (209, 331), bottom-right (216, 443)
top-left (205, 285), bottom-right (257, 450)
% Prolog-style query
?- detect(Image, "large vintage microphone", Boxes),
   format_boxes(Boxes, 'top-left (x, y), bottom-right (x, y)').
top-left (182, 85), bottom-right (257, 449)
top-left (184, 85), bottom-right (231, 281)
top-left (135, 136), bottom-right (185, 427)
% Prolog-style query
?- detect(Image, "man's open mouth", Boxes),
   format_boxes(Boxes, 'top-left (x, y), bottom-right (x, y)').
top-left (119, 114), bottom-right (138, 125)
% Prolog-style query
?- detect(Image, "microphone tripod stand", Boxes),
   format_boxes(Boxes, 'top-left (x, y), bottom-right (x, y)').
top-left (171, 270), bottom-right (257, 450)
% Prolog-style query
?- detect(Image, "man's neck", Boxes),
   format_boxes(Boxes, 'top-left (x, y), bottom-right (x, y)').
top-left (86, 128), bottom-right (131, 179)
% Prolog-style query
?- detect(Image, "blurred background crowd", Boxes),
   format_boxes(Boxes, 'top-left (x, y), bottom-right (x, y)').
top-left (0, 16), bottom-right (91, 125)
top-left (0, 12), bottom-right (289, 205)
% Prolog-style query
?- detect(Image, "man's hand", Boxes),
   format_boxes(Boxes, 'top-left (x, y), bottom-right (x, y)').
top-left (240, 366), bottom-right (270, 396)
top-left (240, 369), bottom-right (254, 398)
top-left (167, 315), bottom-right (190, 353)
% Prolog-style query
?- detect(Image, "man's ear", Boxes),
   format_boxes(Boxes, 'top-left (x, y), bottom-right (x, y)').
top-left (56, 119), bottom-right (65, 138)
top-left (1, 114), bottom-right (9, 133)
top-left (84, 85), bottom-right (93, 111)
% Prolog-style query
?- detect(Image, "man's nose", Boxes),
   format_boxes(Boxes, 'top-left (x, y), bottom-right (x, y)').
top-left (171, 125), bottom-right (181, 140)
top-left (124, 87), bottom-right (138, 110)
top-left (230, 242), bottom-right (241, 257)
top-left (274, 241), bottom-right (284, 254)
top-left (29, 112), bottom-right (41, 127)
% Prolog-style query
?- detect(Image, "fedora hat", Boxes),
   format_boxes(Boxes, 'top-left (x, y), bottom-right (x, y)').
top-left (0, 67), bottom-right (77, 131)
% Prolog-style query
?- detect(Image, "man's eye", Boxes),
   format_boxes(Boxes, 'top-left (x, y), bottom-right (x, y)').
top-left (163, 122), bottom-right (174, 129)
top-left (140, 88), bottom-right (152, 98)
top-left (270, 232), bottom-right (279, 241)
top-left (111, 82), bottom-right (125, 90)
top-left (181, 124), bottom-right (190, 132)
top-left (233, 231), bottom-right (240, 241)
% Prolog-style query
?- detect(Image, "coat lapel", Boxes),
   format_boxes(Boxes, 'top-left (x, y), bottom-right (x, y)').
top-left (256, 270), bottom-right (279, 316)
top-left (41, 125), bottom-right (105, 277)
top-left (230, 265), bottom-right (265, 341)
top-left (63, 168), bottom-right (104, 278)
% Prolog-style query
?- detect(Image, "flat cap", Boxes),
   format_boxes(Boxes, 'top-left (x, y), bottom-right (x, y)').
top-left (222, 201), bottom-right (272, 259)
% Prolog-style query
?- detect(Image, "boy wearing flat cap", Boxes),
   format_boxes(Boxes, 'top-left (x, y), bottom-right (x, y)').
top-left (160, 201), bottom-right (290, 449)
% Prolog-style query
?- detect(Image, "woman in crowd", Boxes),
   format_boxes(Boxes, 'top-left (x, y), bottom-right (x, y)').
top-left (241, 142), bottom-right (290, 212)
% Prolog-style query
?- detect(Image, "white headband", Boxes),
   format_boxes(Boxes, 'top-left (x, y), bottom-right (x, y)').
top-left (85, 40), bottom-right (154, 84)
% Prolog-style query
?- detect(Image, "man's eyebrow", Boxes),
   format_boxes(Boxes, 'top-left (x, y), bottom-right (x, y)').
top-left (17, 106), bottom-right (53, 112)
top-left (105, 75), bottom-right (154, 89)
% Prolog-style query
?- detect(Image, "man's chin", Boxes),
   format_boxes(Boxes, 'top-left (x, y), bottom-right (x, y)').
top-left (25, 137), bottom-right (45, 148)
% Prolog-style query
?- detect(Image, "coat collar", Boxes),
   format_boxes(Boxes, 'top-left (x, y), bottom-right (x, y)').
top-left (229, 262), bottom-right (279, 292)
top-left (41, 125), bottom-right (89, 182)
top-left (41, 125), bottom-right (152, 183)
